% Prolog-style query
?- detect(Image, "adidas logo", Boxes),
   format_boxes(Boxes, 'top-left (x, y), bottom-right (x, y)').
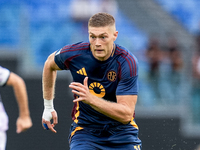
top-left (77, 67), bottom-right (87, 76)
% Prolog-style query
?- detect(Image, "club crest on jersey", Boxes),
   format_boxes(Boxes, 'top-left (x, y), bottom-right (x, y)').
top-left (107, 70), bottom-right (117, 82)
top-left (89, 82), bottom-right (105, 98)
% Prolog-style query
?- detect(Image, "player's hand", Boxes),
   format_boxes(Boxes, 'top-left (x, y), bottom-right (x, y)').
top-left (16, 116), bottom-right (32, 133)
top-left (69, 77), bottom-right (94, 104)
top-left (42, 110), bottom-right (58, 133)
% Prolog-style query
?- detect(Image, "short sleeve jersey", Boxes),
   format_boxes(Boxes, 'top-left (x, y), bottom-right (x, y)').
top-left (0, 66), bottom-right (10, 102)
top-left (55, 42), bottom-right (139, 126)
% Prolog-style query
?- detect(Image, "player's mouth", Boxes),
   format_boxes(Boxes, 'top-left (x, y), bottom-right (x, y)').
top-left (95, 49), bottom-right (104, 52)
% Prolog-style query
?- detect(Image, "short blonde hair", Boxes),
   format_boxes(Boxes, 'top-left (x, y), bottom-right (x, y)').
top-left (88, 12), bottom-right (115, 27)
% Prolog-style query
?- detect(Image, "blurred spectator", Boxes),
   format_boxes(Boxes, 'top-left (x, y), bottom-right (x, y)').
top-left (70, 0), bottom-right (118, 33)
top-left (70, 0), bottom-right (99, 33)
top-left (191, 34), bottom-right (200, 124)
top-left (168, 38), bottom-right (183, 73)
top-left (146, 37), bottom-right (163, 104)
top-left (195, 144), bottom-right (200, 150)
top-left (100, 0), bottom-right (118, 17)
top-left (70, 0), bottom-right (97, 23)
top-left (167, 37), bottom-right (183, 104)
top-left (196, 29), bottom-right (200, 52)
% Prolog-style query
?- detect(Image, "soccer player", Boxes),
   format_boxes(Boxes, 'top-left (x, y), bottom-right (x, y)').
top-left (0, 66), bottom-right (32, 150)
top-left (42, 12), bottom-right (142, 149)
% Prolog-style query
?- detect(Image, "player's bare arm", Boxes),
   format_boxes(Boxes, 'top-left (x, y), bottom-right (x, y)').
top-left (42, 52), bottom-right (61, 100)
top-left (6, 72), bottom-right (32, 133)
top-left (69, 77), bottom-right (137, 124)
top-left (42, 52), bottom-right (60, 133)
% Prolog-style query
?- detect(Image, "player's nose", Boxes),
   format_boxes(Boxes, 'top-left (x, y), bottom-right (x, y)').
top-left (95, 38), bottom-right (101, 47)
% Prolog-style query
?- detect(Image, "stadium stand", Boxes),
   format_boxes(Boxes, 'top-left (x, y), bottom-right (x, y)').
top-left (155, 0), bottom-right (200, 34)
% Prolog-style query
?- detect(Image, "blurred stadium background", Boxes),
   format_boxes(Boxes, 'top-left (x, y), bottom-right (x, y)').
top-left (1, 0), bottom-right (200, 149)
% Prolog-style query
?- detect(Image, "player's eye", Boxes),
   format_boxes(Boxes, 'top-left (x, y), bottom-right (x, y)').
top-left (90, 36), bottom-right (96, 39)
top-left (100, 36), bottom-right (107, 40)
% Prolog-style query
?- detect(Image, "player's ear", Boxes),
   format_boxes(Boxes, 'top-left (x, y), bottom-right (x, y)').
top-left (113, 31), bottom-right (118, 41)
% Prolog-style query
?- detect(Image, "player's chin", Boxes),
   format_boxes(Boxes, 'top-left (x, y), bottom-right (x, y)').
top-left (94, 53), bottom-right (106, 60)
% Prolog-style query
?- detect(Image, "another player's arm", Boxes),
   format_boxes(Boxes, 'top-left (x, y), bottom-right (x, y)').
top-left (6, 72), bottom-right (32, 133)
top-left (42, 52), bottom-right (61, 133)
top-left (69, 77), bottom-right (137, 124)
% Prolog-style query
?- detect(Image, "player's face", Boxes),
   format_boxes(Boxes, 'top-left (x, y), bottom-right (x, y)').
top-left (88, 25), bottom-right (118, 61)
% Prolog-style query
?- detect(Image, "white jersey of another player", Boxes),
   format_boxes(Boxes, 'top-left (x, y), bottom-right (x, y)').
top-left (0, 66), bottom-right (10, 150)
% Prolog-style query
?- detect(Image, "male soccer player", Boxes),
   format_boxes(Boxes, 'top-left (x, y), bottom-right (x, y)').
top-left (42, 12), bottom-right (142, 149)
top-left (0, 66), bottom-right (32, 150)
